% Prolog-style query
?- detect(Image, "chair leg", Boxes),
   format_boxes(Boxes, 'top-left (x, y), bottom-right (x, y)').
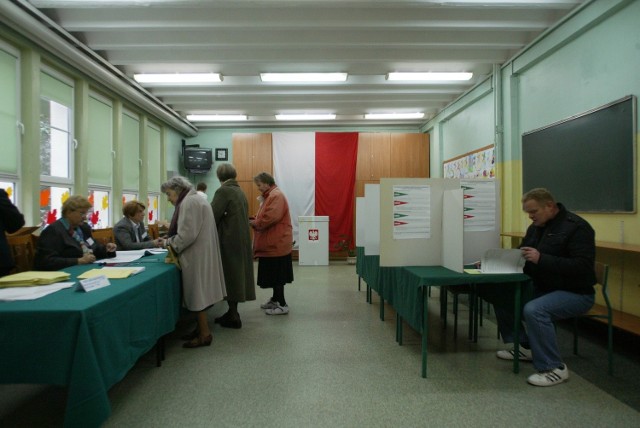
top-left (607, 320), bottom-right (613, 376)
top-left (573, 317), bottom-right (579, 355)
top-left (453, 293), bottom-right (458, 338)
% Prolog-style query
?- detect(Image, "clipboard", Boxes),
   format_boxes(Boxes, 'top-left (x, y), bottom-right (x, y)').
top-left (165, 244), bottom-right (181, 270)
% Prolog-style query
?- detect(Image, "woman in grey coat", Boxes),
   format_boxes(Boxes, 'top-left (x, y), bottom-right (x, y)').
top-left (162, 176), bottom-right (227, 348)
top-left (211, 163), bottom-right (256, 328)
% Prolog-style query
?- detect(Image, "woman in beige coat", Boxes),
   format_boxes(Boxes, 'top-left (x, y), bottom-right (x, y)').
top-left (162, 176), bottom-right (227, 348)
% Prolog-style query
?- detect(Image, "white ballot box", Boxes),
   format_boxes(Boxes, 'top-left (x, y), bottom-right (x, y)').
top-left (298, 216), bottom-right (329, 266)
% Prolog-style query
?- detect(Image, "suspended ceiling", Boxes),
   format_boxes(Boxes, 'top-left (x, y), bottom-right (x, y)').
top-left (9, 0), bottom-right (586, 130)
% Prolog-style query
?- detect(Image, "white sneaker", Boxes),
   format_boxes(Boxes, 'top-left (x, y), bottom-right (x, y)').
top-left (260, 299), bottom-right (278, 309)
top-left (527, 364), bottom-right (569, 387)
top-left (265, 304), bottom-right (289, 315)
top-left (496, 347), bottom-right (533, 361)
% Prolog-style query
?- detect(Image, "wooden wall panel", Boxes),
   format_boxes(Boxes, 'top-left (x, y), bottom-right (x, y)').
top-left (232, 133), bottom-right (255, 181)
top-left (389, 133), bottom-right (429, 178)
top-left (370, 133), bottom-right (391, 179)
top-left (252, 133), bottom-right (273, 175)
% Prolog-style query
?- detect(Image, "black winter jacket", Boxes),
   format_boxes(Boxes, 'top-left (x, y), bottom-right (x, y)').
top-left (521, 203), bottom-right (596, 295)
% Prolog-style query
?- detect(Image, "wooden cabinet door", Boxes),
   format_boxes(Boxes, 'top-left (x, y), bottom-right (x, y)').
top-left (252, 133), bottom-right (273, 175)
top-left (390, 133), bottom-right (429, 178)
top-left (369, 133), bottom-right (391, 179)
top-left (233, 133), bottom-right (255, 181)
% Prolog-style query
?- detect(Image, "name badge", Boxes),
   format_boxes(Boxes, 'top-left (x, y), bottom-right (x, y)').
top-left (79, 275), bottom-right (110, 292)
top-left (86, 237), bottom-right (95, 246)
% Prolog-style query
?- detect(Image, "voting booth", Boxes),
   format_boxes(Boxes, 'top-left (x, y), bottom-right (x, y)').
top-left (298, 216), bottom-right (329, 266)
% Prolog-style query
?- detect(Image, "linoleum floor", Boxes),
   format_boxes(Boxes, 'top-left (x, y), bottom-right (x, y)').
top-left (1, 262), bottom-right (639, 427)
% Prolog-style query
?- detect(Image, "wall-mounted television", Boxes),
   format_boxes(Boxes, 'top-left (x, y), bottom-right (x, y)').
top-left (184, 147), bottom-right (213, 174)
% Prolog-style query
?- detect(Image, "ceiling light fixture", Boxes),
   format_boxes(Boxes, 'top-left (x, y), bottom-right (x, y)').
top-left (134, 73), bottom-right (223, 84)
top-left (261, 73), bottom-right (347, 82)
top-left (386, 72), bottom-right (472, 81)
top-left (187, 114), bottom-right (247, 121)
top-left (275, 114), bottom-right (336, 121)
top-left (364, 113), bottom-right (425, 120)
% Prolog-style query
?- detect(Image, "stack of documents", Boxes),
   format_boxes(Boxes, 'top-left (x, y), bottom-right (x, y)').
top-left (0, 271), bottom-right (71, 288)
top-left (78, 266), bottom-right (146, 279)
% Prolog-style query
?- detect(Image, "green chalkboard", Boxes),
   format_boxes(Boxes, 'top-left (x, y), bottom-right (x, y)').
top-left (522, 96), bottom-right (636, 213)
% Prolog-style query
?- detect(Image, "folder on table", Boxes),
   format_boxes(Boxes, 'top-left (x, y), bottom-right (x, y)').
top-left (77, 266), bottom-right (145, 279)
top-left (0, 271), bottom-right (71, 287)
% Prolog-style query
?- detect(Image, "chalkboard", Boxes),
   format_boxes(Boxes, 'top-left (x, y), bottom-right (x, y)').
top-left (522, 95), bottom-right (636, 213)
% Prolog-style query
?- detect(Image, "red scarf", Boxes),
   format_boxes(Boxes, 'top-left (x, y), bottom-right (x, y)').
top-left (167, 189), bottom-right (190, 237)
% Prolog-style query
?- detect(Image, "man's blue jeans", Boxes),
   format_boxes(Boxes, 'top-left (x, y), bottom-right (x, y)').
top-left (483, 285), bottom-right (594, 372)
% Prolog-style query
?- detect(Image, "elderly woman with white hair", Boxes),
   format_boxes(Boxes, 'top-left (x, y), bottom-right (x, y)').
top-left (161, 175), bottom-right (226, 348)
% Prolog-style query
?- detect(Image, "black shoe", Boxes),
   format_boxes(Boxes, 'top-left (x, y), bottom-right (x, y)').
top-left (214, 312), bottom-right (231, 324)
top-left (219, 317), bottom-right (242, 329)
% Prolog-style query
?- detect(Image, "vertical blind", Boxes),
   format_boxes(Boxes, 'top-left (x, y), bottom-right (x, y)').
top-left (87, 95), bottom-right (113, 186)
top-left (0, 48), bottom-right (18, 175)
top-left (122, 112), bottom-right (140, 191)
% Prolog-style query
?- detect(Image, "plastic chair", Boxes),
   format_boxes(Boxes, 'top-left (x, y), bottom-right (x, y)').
top-left (573, 262), bottom-right (613, 375)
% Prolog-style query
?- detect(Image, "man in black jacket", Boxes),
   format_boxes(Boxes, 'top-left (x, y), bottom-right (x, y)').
top-left (481, 188), bottom-right (596, 387)
top-left (0, 188), bottom-right (26, 277)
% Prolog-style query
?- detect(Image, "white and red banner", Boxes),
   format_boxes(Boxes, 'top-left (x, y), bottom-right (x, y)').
top-left (273, 132), bottom-right (358, 252)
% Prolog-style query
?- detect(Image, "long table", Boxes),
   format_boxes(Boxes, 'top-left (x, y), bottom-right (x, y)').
top-left (0, 254), bottom-right (181, 427)
top-left (356, 251), bottom-right (531, 378)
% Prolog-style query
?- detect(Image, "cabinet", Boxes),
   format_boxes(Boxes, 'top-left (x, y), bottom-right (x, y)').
top-left (232, 133), bottom-right (272, 217)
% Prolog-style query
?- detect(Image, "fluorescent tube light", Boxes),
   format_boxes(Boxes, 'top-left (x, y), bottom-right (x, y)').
top-left (364, 113), bottom-right (425, 120)
top-left (275, 114), bottom-right (336, 121)
top-left (187, 114), bottom-right (247, 121)
top-left (261, 73), bottom-right (347, 83)
top-left (386, 72), bottom-right (472, 81)
top-left (134, 73), bottom-right (222, 84)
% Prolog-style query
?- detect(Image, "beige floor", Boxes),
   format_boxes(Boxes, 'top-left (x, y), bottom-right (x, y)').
top-left (1, 262), bottom-right (639, 427)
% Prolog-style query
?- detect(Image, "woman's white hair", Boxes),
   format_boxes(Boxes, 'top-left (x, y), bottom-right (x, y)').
top-left (161, 175), bottom-right (193, 193)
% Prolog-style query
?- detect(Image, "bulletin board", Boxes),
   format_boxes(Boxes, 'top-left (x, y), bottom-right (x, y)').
top-left (443, 145), bottom-right (495, 179)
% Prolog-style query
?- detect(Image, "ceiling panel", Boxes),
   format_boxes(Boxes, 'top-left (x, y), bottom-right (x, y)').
top-left (15, 0), bottom-right (586, 129)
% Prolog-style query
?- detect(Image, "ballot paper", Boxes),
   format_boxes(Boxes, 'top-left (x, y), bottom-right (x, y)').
top-left (464, 248), bottom-right (525, 274)
top-left (0, 282), bottom-right (75, 301)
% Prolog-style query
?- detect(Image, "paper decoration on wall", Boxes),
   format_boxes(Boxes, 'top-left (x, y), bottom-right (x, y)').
top-left (6, 187), bottom-right (13, 198)
top-left (40, 189), bottom-right (50, 207)
top-left (102, 195), bottom-right (109, 210)
top-left (61, 191), bottom-right (69, 204)
top-left (46, 209), bottom-right (57, 224)
top-left (443, 145), bottom-right (495, 179)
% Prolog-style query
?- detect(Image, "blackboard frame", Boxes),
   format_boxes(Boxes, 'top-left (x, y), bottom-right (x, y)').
top-left (522, 95), bottom-right (636, 213)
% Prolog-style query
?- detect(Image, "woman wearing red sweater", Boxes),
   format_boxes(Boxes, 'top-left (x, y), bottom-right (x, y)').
top-left (250, 172), bottom-right (294, 315)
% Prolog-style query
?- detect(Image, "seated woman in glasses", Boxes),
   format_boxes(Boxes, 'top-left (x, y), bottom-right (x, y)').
top-left (34, 195), bottom-right (116, 271)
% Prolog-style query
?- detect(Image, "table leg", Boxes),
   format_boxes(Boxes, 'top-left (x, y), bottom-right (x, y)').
top-left (396, 312), bottom-right (403, 345)
top-left (358, 276), bottom-right (361, 291)
top-left (380, 297), bottom-right (385, 321)
top-left (422, 287), bottom-right (428, 378)
top-left (440, 285), bottom-right (448, 327)
top-left (513, 282), bottom-right (522, 374)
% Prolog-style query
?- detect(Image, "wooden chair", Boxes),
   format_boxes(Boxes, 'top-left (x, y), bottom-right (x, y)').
top-left (148, 223), bottom-right (159, 240)
top-left (573, 262), bottom-right (613, 375)
top-left (7, 234), bottom-right (36, 273)
top-left (91, 227), bottom-right (115, 245)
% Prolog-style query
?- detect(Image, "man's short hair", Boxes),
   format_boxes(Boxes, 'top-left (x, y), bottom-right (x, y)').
top-left (522, 188), bottom-right (556, 205)
top-left (196, 182), bottom-right (207, 192)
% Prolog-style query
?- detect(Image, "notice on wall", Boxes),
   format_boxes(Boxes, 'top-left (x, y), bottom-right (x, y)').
top-left (392, 185), bottom-right (431, 239)
top-left (461, 180), bottom-right (496, 232)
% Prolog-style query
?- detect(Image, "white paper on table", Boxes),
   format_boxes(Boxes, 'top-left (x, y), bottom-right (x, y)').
top-left (480, 248), bottom-right (525, 273)
top-left (0, 282), bottom-right (75, 301)
top-left (99, 250), bottom-right (147, 264)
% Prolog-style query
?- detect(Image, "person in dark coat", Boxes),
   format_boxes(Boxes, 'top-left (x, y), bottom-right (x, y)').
top-left (34, 195), bottom-right (116, 271)
top-left (211, 163), bottom-right (256, 328)
top-left (0, 188), bottom-right (26, 276)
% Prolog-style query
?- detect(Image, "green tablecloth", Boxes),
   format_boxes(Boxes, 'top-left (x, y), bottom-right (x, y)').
top-left (393, 265), bottom-right (530, 332)
top-left (0, 254), bottom-right (181, 428)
